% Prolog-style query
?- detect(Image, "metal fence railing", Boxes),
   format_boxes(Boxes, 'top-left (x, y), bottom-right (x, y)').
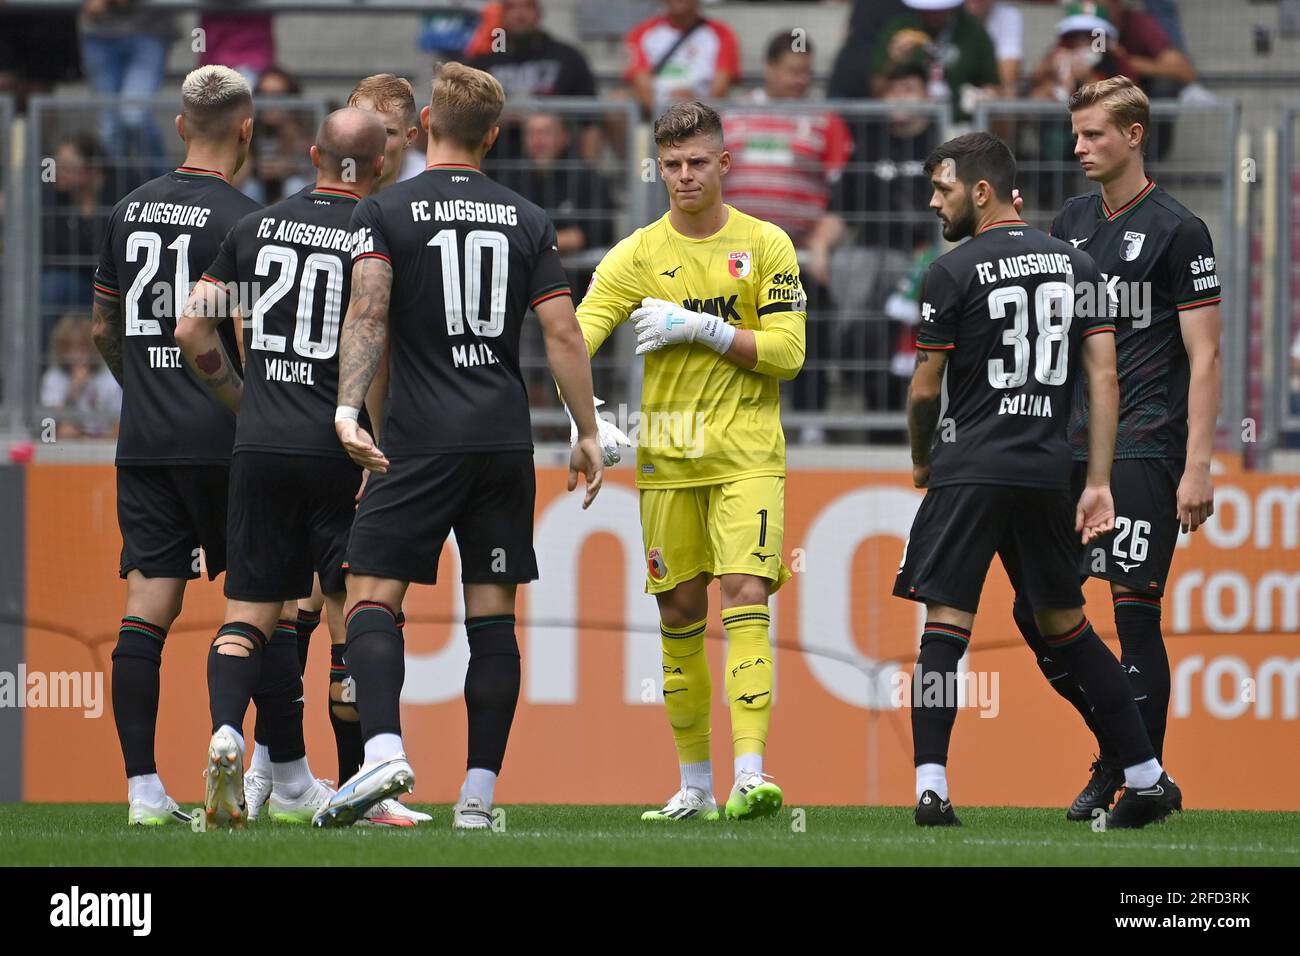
top-left (486, 98), bottom-right (644, 438)
top-left (23, 94), bottom-right (329, 439)
top-left (0, 95), bottom-right (1269, 455)
top-left (1277, 106), bottom-right (1300, 445)
top-left (975, 99), bottom-right (1248, 444)
top-left (718, 100), bottom-right (952, 441)
top-left (0, 95), bottom-right (17, 435)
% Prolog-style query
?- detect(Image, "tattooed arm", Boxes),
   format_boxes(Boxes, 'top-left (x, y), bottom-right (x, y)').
top-left (175, 279), bottom-right (243, 413)
top-left (335, 256), bottom-right (393, 472)
top-left (91, 293), bottom-right (125, 386)
top-left (906, 347), bottom-right (948, 488)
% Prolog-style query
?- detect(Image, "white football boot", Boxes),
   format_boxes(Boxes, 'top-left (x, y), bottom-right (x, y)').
top-left (268, 778), bottom-right (336, 825)
top-left (244, 767), bottom-right (272, 822)
top-left (203, 727), bottom-right (248, 828)
top-left (640, 786), bottom-right (720, 822)
top-left (128, 794), bottom-right (192, 826)
top-left (311, 755), bottom-right (414, 828)
top-left (452, 796), bottom-right (494, 830)
top-left (358, 798), bottom-right (432, 828)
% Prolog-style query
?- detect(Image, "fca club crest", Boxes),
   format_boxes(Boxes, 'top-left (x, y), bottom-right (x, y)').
top-left (647, 547), bottom-right (667, 581)
top-left (1120, 231), bottom-right (1146, 261)
top-left (728, 251), bottom-right (751, 279)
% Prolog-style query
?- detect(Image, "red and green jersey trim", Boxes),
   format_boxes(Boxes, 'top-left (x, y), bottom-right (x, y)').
top-left (200, 273), bottom-right (229, 286)
top-left (915, 340), bottom-right (955, 351)
top-left (354, 251), bottom-right (391, 264)
top-left (530, 285), bottom-right (571, 308)
top-left (175, 165), bottom-right (228, 182)
top-left (1176, 295), bottom-right (1221, 311)
top-left (976, 219), bottom-right (1027, 235)
top-left (427, 163), bottom-right (483, 174)
top-left (92, 281), bottom-right (120, 298)
top-left (1082, 324), bottom-right (1117, 337)
top-left (310, 187), bottom-right (360, 201)
top-left (1102, 179), bottom-right (1156, 221)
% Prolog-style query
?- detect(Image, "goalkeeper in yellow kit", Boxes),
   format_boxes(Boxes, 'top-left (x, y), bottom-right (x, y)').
top-left (577, 102), bottom-right (806, 821)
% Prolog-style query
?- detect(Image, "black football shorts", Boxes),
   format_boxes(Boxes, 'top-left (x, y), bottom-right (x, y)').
top-left (224, 451), bottom-right (362, 602)
top-left (346, 451), bottom-right (538, 586)
top-left (894, 483), bottom-right (1086, 614)
top-left (117, 465), bottom-right (230, 580)
top-left (1073, 458), bottom-right (1183, 597)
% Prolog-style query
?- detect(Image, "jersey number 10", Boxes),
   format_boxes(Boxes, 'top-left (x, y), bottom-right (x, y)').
top-left (986, 281), bottom-right (1074, 389)
top-left (428, 228), bottom-right (509, 338)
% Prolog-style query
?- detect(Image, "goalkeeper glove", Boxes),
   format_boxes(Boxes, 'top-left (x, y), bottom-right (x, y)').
top-left (632, 297), bottom-right (736, 356)
top-left (568, 397), bottom-right (632, 467)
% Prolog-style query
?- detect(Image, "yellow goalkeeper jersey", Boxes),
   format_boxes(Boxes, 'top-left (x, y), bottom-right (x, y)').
top-left (577, 205), bottom-right (806, 488)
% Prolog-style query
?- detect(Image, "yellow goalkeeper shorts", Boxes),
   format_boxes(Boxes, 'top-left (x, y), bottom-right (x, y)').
top-left (639, 475), bottom-right (792, 595)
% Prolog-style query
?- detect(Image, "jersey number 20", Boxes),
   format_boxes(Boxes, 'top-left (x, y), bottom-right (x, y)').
top-left (986, 281), bottom-right (1073, 389)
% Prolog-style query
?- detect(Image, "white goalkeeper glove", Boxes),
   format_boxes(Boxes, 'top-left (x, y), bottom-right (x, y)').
top-left (568, 397), bottom-right (632, 467)
top-left (633, 297), bottom-right (736, 356)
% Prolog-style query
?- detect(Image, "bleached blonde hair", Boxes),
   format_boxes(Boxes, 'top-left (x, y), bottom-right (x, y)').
top-left (181, 65), bottom-right (253, 139)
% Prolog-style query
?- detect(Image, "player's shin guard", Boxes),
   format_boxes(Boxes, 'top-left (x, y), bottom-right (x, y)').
top-left (252, 620), bottom-right (307, 762)
top-left (911, 624), bottom-right (970, 769)
top-left (722, 605), bottom-right (773, 762)
top-left (208, 622), bottom-right (267, 733)
top-left (329, 644), bottom-right (364, 782)
top-left (464, 615), bottom-right (521, 775)
top-left (295, 607), bottom-right (321, 675)
top-left (660, 619), bottom-right (712, 765)
top-left (1015, 597), bottom-right (1117, 763)
top-left (344, 602), bottom-right (404, 743)
top-left (112, 617), bottom-right (167, 777)
top-left (1042, 618), bottom-right (1155, 769)
top-left (1113, 593), bottom-right (1170, 761)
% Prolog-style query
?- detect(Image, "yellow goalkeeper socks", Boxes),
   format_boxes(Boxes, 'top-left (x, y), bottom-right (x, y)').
top-left (660, 619), bottom-right (712, 765)
top-left (722, 604), bottom-right (773, 761)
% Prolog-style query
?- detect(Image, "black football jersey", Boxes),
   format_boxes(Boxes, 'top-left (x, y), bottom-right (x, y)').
top-left (347, 164), bottom-right (570, 455)
top-left (94, 166), bottom-right (261, 465)
top-left (917, 220), bottom-right (1111, 490)
top-left (1050, 180), bottom-right (1220, 461)
top-left (203, 186), bottom-right (366, 458)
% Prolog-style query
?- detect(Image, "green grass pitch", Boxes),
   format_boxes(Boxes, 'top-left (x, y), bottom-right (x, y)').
top-left (1, 804), bottom-right (1297, 866)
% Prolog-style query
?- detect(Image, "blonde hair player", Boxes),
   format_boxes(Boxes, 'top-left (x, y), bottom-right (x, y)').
top-left (578, 101), bottom-right (807, 821)
top-left (1011, 76), bottom-right (1221, 824)
top-left (313, 63), bottom-right (605, 829)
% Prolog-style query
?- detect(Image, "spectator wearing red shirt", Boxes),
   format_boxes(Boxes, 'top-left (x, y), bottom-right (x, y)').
top-left (624, 0), bottom-right (740, 118)
top-left (1098, 0), bottom-right (1196, 97)
top-left (723, 33), bottom-right (853, 256)
top-left (723, 32), bottom-right (854, 430)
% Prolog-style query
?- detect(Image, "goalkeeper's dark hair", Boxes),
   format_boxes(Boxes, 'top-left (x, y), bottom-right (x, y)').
top-left (653, 101), bottom-right (724, 150)
top-left (923, 132), bottom-right (1017, 202)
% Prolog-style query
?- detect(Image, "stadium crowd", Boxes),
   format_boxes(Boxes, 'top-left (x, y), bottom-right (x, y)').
top-left (0, 0), bottom-right (1206, 439)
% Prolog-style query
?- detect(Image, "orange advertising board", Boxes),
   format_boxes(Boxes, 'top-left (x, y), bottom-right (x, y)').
top-left (20, 464), bottom-right (1300, 809)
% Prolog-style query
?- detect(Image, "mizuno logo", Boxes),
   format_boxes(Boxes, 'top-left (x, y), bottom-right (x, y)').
top-left (1069, 238), bottom-right (1088, 247)
top-left (751, 551), bottom-right (774, 562)
top-left (1116, 560), bottom-right (1139, 572)
top-left (736, 691), bottom-right (770, 705)
top-left (661, 265), bottom-right (683, 277)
